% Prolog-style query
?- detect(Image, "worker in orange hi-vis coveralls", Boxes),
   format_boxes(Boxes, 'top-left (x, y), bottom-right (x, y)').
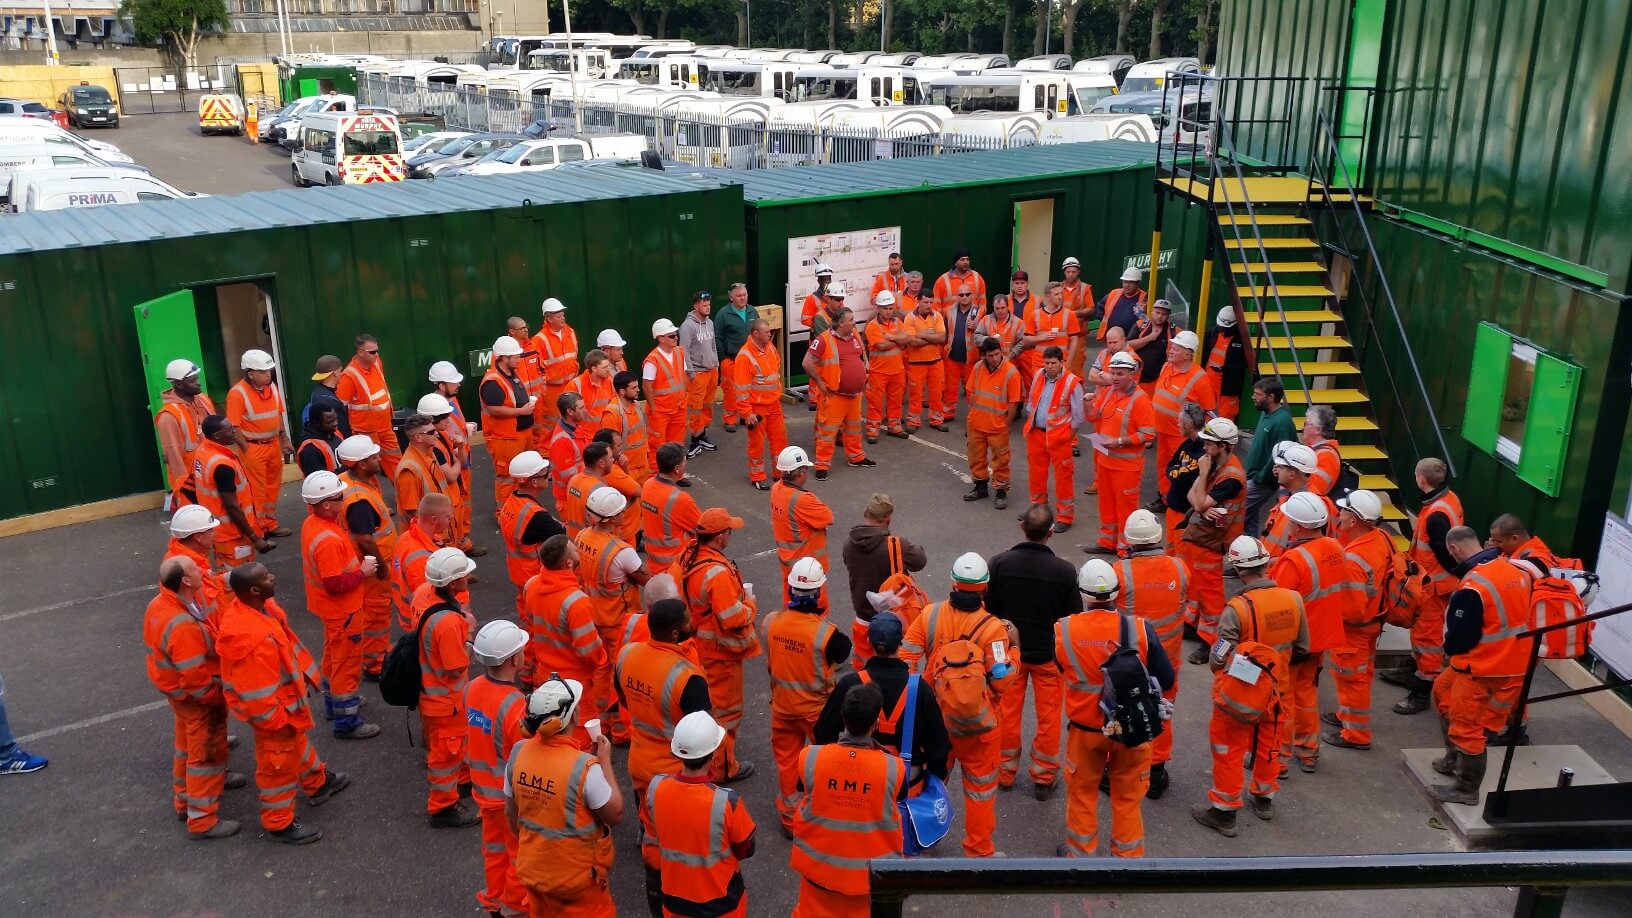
top-left (932, 249), bottom-right (989, 316)
top-left (802, 305), bottom-right (875, 475)
top-left (297, 470), bottom-right (383, 741)
top-left (334, 334), bottom-right (400, 477)
top-left (1150, 330), bottom-right (1217, 495)
top-left (763, 557), bottom-right (851, 835)
top-left (529, 297), bottom-right (580, 446)
top-left (1323, 490), bottom-right (1394, 752)
top-left (679, 507), bottom-right (762, 784)
top-left (414, 547), bottom-right (482, 829)
top-left (1059, 257), bottom-right (1096, 380)
top-left (1085, 352), bottom-right (1155, 553)
top-left (1175, 418), bottom-right (1248, 665)
top-left (863, 290), bottom-right (910, 442)
top-left (1022, 346), bottom-right (1085, 533)
top-left (733, 318), bottom-right (789, 490)
top-left (1016, 281), bottom-right (1083, 396)
top-left (334, 435), bottom-right (398, 680)
top-left (902, 291), bottom-right (950, 432)
top-left (942, 274), bottom-right (989, 418)
top-left (644, 318), bottom-right (690, 469)
top-left (602, 369), bottom-right (652, 484)
top-left (481, 335), bottom-right (539, 509)
top-left (227, 349), bottom-right (294, 538)
top-left (194, 415), bottom-right (272, 569)
top-left (463, 621), bottom-right (531, 918)
top-left (1114, 509), bottom-right (1190, 800)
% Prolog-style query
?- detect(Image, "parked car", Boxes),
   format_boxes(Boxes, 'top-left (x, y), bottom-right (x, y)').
top-left (58, 84), bottom-right (120, 128)
top-left (454, 135), bottom-right (647, 176)
top-left (291, 111), bottom-right (405, 186)
top-left (0, 120), bottom-right (137, 165)
top-left (403, 130), bottom-right (469, 154)
top-left (10, 166), bottom-right (202, 212)
top-left (405, 132), bottom-right (525, 178)
top-left (0, 143), bottom-right (119, 205)
top-left (0, 98), bottom-right (64, 128)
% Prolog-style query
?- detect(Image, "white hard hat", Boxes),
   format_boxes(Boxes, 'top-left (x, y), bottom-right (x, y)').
top-left (428, 360), bottom-right (464, 384)
top-left (788, 557), bottom-right (827, 590)
top-left (1172, 330), bottom-right (1200, 351)
top-left (1152, 298), bottom-right (1172, 312)
top-left (1273, 442), bottom-right (1319, 474)
top-left (1200, 417), bottom-right (1240, 445)
top-left (165, 359), bottom-right (201, 381)
top-left (508, 450), bottom-right (549, 480)
top-left (541, 297), bottom-right (567, 314)
top-left (1061, 256), bottom-right (1081, 269)
top-left (1121, 266), bottom-right (1143, 282)
top-left (671, 710), bottom-right (726, 759)
top-left (1108, 351), bottom-right (1140, 371)
top-left (241, 349), bottom-right (276, 371)
top-left (1216, 304), bottom-right (1236, 328)
top-left (586, 486), bottom-right (628, 519)
top-left (492, 335), bottom-right (524, 358)
top-left (776, 446), bottom-right (814, 473)
top-left (169, 504), bottom-right (220, 538)
top-left (652, 318), bottom-right (679, 338)
top-left (528, 677), bottom-right (585, 731)
top-left (813, 262), bottom-right (833, 276)
top-left (425, 546), bottom-right (476, 587)
top-left (1282, 491), bottom-right (1331, 529)
top-left (1227, 535), bottom-right (1271, 569)
top-left (1078, 558), bottom-right (1120, 599)
top-left (827, 282), bottom-right (848, 299)
top-left (470, 620), bottom-right (528, 667)
top-left (952, 551), bottom-right (989, 586)
top-left (596, 329), bottom-right (627, 349)
top-left (1337, 489), bottom-right (1383, 524)
top-left (1123, 509), bottom-right (1163, 546)
top-left (874, 290), bottom-right (896, 307)
top-left (301, 470), bottom-right (346, 504)
top-left (336, 434), bottom-right (380, 463)
top-left (417, 393), bottom-right (452, 417)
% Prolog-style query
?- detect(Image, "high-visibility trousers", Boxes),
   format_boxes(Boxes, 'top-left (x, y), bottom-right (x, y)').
top-left (525, 881), bottom-right (615, 918)
top-left (1069, 339), bottom-right (1089, 381)
top-left (770, 709), bottom-right (819, 830)
top-left (701, 657), bottom-right (744, 780)
top-left (169, 698), bottom-right (230, 833)
top-left (1412, 592), bottom-right (1450, 679)
top-left (1156, 433), bottom-right (1183, 492)
top-left (212, 532), bottom-right (257, 570)
top-left (1164, 508), bottom-right (1185, 552)
top-left (422, 709), bottom-right (468, 814)
top-left (905, 361), bottom-right (945, 427)
top-left (1026, 424), bottom-right (1077, 524)
top-left (1175, 541), bottom-right (1226, 643)
top-left (1094, 465), bottom-right (1143, 550)
top-left (1062, 725), bottom-right (1151, 858)
top-left (813, 392), bottom-right (864, 470)
top-left (1206, 706), bottom-right (1283, 810)
top-left (1330, 624), bottom-right (1381, 746)
top-left (792, 877), bottom-right (865, 918)
top-left (477, 802), bottom-right (528, 917)
top-left (250, 724), bottom-right (327, 832)
top-left (317, 608), bottom-right (365, 734)
top-left (719, 358), bottom-right (740, 425)
top-left (1434, 668), bottom-right (1523, 757)
top-left (997, 662), bottom-right (1061, 788)
top-left (942, 356), bottom-right (973, 416)
top-left (686, 368), bottom-right (719, 437)
top-left (458, 466), bottom-right (473, 543)
top-left (1217, 395), bottom-right (1240, 421)
top-left (1150, 628), bottom-right (1183, 767)
top-left (1016, 352), bottom-right (1042, 388)
top-left (591, 622), bottom-right (630, 743)
top-left (535, 382), bottom-right (570, 445)
top-left (487, 435), bottom-right (526, 508)
top-left (647, 406), bottom-right (687, 468)
top-left (865, 370), bottom-right (906, 438)
top-left (743, 402), bottom-right (788, 484)
top-left (1279, 656), bottom-right (1322, 768)
top-left (966, 426), bottom-right (1013, 491)
top-left (241, 439), bottom-right (283, 534)
top-left (358, 426), bottom-right (402, 478)
top-left (359, 573), bottom-right (394, 676)
top-left (949, 728), bottom-right (1003, 857)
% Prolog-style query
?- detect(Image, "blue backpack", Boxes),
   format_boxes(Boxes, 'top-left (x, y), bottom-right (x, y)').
top-left (896, 675), bottom-right (953, 855)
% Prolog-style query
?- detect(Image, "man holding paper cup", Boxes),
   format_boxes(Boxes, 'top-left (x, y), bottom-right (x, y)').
top-left (680, 508), bottom-right (761, 785)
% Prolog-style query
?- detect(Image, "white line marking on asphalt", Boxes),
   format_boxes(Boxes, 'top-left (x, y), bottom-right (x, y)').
top-left (0, 583), bottom-right (152, 623)
top-left (16, 700), bottom-right (168, 744)
top-left (941, 462), bottom-right (974, 485)
top-left (905, 433), bottom-right (965, 460)
top-left (742, 547), bottom-right (778, 561)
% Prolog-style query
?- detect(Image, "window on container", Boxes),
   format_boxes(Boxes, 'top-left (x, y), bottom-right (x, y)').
top-left (1461, 322), bottom-right (1581, 497)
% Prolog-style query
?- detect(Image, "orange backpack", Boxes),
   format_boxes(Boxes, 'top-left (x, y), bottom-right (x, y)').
top-left (1211, 594), bottom-right (1282, 725)
top-left (1519, 554), bottom-right (1598, 660)
top-left (876, 536), bottom-right (929, 629)
top-left (925, 612), bottom-right (998, 726)
top-left (1377, 546), bottom-right (1431, 629)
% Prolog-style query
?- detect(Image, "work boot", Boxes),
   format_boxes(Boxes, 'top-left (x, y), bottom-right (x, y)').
top-left (269, 820), bottom-right (323, 845)
top-left (1429, 752), bottom-right (1487, 807)
top-left (1032, 780), bottom-right (1057, 801)
top-left (866, 434), bottom-right (880, 445)
top-left (814, 469), bottom-right (828, 481)
top-left (190, 819), bottom-right (242, 841)
top-left (1393, 691), bottom-right (1431, 715)
top-left (269, 527), bottom-right (293, 538)
top-left (458, 781), bottom-right (474, 799)
top-left (1431, 715), bottom-right (1457, 775)
top-left (227, 733), bottom-right (241, 750)
top-left (848, 458), bottom-right (878, 468)
top-left (724, 422), bottom-right (738, 433)
top-left (1322, 729), bottom-right (1370, 751)
top-left (336, 723), bottom-right (382, 740)
top-left (687, 439), bottom-right (705, 459)
top-left (1296, 757), bottom-right (1317, 774)
top-left (465, 544), bottom-right (489, 558)
top-left (963, 481), bottom-right (990, 502)
top-left (994, 489), bottom-right (1008, 510)
top-left (1187, 646), bottom-right (1210, 666)
top-left (721, 761), bottom-right (756, 784)
top-left (1250, 795), bottom-right (1274, 821)
top-left (1099, 772), bottom-right (1110, 795)
top-left (308, 770), bottom-right (352, 807)
top-left (1190, 804), bottom-right (1238, 837)
top-left (1486, 725), bottom-right (1532, 747)
top-left (1320, 712), bottom-right (1341, 728)
top-left (1379, 666), bottom-right (1419, 688)
top-left (1145, 764), bottom-right (1170, 800)
top-left (362, 669), bottom-right (381, 683)
top-left (1052, 521), bottom-right (1071, 534)
top-left (429, 800), bottom-right (482, 829)
top-left (225, 771), bottom-right (249, 790)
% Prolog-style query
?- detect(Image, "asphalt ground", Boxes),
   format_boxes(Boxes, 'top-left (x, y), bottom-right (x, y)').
top-left (3, 400), bottom-right (1630, 917)
top-left (106, 111), bottom-right (303, 195)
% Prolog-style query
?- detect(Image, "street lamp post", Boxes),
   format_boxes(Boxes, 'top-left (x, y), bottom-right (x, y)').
top-left (744, 0), bottom-right (751, 49)
top-left (41, 0), bottom-right (61, 65)
top-left (561, 0), bottom-right (582, 134)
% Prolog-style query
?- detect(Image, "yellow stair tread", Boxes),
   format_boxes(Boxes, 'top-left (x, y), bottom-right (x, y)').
top-left (1258, 335), bottom-right (1350, 348)
top-left (1233, 261), bottom-right (1326, 274)
top-left (1222, 237), bottom-right (1318, 249)
top-left (1359, 474), bottom-right (1398, 490)
top-left (1334, 416), bottom-right (1377, 432)
top-left (1341, 444), bottom-right (1388, 461)
top-left (1283, 388), bottom-right (1367, 404)
top-left (1207, 176), bottom-right (1371, 205)
top-left (1258, 360), bottom-right (1360, 375)
top-left (1390, 533), bottom-right (1410, 551)
top-left (1243, 309), bottom-right (1343, 324)
top-left (1242, 285), bottom-right (1335, 298)
top-left (1379, 504), bottom-right (1408, 521)
top-left (1217, 214), bottom-right (1311, 226)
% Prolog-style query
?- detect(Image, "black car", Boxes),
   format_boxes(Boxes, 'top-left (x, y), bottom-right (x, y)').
top-left (59, 85), bottom-right (119, 128)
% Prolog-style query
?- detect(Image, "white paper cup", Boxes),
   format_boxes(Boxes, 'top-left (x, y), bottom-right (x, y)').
top-left (584, 719), bottom-right (602, 742)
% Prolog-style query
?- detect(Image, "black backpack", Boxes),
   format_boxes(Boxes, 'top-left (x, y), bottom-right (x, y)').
top-left (379, 601), bottom-right (456, 709)
top-left (1098, 615), bottom-right (1166, 748)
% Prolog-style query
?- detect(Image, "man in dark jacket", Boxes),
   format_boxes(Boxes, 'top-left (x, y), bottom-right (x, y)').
top-left (841, 492), bottom-right (928, 631)
top-left (305, 354), bottom-right (352, 438)
top-left (985, 503), bottom-right (1082, 796)
top-left (815, 613), bottom-right (950, 786)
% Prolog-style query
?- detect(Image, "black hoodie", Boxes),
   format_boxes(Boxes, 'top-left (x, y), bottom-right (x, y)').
top-left (842, 524), bottom-right (927, 619)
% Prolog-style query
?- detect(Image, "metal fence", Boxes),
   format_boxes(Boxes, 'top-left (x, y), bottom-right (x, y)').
top-left (358, 75), bottom-right (461, 118)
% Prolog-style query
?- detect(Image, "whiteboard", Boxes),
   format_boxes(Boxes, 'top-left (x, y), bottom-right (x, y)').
top-left (1588, 513), bottom-right (1632, 679)
top-left (785, 225), bottom-right (901, 340)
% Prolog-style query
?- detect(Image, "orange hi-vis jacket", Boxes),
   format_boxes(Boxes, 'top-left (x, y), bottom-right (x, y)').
top-left (498, 493), bottom-right (549, 586)
top-left (1413, 489), bottom-right (1465, 595)
top-left (417, 601), bottom-right (470, 718)
top-left (523, 566), bottom-right (607, 678)
top-left (733, 338), bottom-right (783, 414)
top-left (392, 521), bottom-right (441, 628)
top-left (604, 462), bottom-right (643, 546)
top-left (464, 674), bottom-right (527, 808)
top-left (901, 601), bottom-right (1017, 736)
top-left (561, 470), bottom-right (606, 537)
top-left (770, 480), bottom-right (834, 571)
top-left (966, 358), bottom-right (1023, 434)
top-left (601, 398), bottom-right (649, 465)
top-left (193, 440), bottom-right (257, 538)
top-left (336, 357), bottom-right (393, 434)
top-left (340, 472), bottom-right (397, 558)
top-left (163, 539), bottom-right (226, 621)
top-left (1340, 526), bottom-right (1396, 623)
top-left (642, 476), bottom-right (702, 569)
top-left (974, 313), bottom-right (1022, 354)
top-left (806, 329), bottom-right (851, 392)
top-left (480, 366), bottom-right (528, 440)
top-left (156, 390), bottom-right (216, 495)
top-left (1116, 552), bottom-right (1191, 646)
top-left (568, 369), bottom-right (615, 421)
top-left (864, 315), bottom-right (907, 375)
top-left (1309, 440), bottom-right (1343, 497)
top-left (1056, 608), bottom-right (1152, 731)
top-left (301, 513), bottom-right (363, 620)
top-left (144, 587), bottom-right (222, 704)
top-left (903, 311), bottom-right (946, 363)
top-left (1026, 369), bottom-right (1082, 431)
top-left (789, 740), bottom-right (904, 896)
top-left (872, 270), bottom-right (908, 302)
top-left (1060, 279), bottom-right (1095, 318)
top-left (227, 378), bottom-right (286, 444)
top-left (1087, 385), bottom-right (1156, 472)
top-left (1096, 288), bottom-right (1148, 340)
top-left (509, 733), bottom-right (615, 896)
top-left (531, 325), bottom-right (581, 388)
top-left (1024, 305), bottom-right (1079, 355)
top-left (1454, 558), bottom-right (1536, 678)
top-left (395, 443), bottom-right (447, 516)
top-left (575, 527), bottom-right (639, 628)
top-left (644, 346), bottom-right (688, 414)
top-left (1262, 489), bottom-right (1338, 558)
top-left (548, 424), bottom-right (586, 506)
top-left (1184, 456), bottom-right (1249, 549)
top-left (1220, 584), bottom-right (1306, 698)
top-left (933, 269), bottom-right (988, 312)
top-left (1151, 362), bottom-right (1216, 438)
top-left (1270, 535), bottom-right (1366, 655)
top-left (617, 638), bottom-right (706, 751)
top-left (622, 614), bottom-right (703, 667)
top-left (682, 546), bottom-right (762, 662)
top-left (763, 607), bottom-right (842, 718)
top-left (644, 774), bottom-right (755, 914)
top-left (216, 596), bottom-right (319, 733)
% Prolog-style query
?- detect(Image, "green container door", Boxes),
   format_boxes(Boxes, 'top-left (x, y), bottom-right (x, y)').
top-left (134, 289), bottom-right (206, 488)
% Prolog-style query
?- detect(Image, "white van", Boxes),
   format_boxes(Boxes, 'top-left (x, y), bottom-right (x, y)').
top-left (925, 73), bottom-right (1070, 118)
top-left (701, 60), bottom-right (803, 100)
top-left (459, 134), bottom-right (646, 175)
top-left (942, 111), bottom-right (1043, 149)
top-left (670, 97), bottom-right (783, 167)
top-left (0, 143), bottom-right (113, 203)
top-left (764, 99), bottom-right (870, 166)
top-left (0, 121), bottom-right (134, 164)
top-left (618, 55), bottom-right (709, 89)
top-left (527, 48), bottom-right (614, 78)
top-left (1120, 57), bottom-right (1202, 94)
top-left (1016, 54), bottom-right (1072, 71)
top-left (612, 89), bottom-right (717, 146)
top-left (11, 167), bottom-right (202, 212)
top-left (279, 94), bottom-right (355, 149)
top-left (1039, 113), bottom-right (1158, 145)
top-left (291, 110), bottom-right (404, 186)
top-left (1074, 54), bottom-right (1136, 86)
top-left (1065, 72), bottom-right (1119, 114)
top-left (825, 106), bottom-right (952, 164)
top-left (791, 67), bottom-right (922, 106)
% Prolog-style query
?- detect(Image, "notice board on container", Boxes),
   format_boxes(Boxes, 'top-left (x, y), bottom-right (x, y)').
top-left (784, 225), bottom-right (901, 342)
top-left (1588, 513), bottom-right (1632, 679)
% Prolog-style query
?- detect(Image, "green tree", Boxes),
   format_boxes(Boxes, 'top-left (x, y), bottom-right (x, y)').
top-left (120, 0), bottom-right (227, 69)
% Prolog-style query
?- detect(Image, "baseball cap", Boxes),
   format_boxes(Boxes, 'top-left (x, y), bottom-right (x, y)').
top-left (1011, 269), bottom-right (1029, 281)
top-left (311, 354), bottom-right (342, 381)
top-left (696, 507), bottom-right (744, 534)
top-left (867, 612), bottom-right (905, 651)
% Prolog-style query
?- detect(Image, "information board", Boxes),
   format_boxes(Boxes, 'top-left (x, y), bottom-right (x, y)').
top-left (785, 225), bottom-right (901, 340)
top-left (1588, 514), bottom-right (1632, 679)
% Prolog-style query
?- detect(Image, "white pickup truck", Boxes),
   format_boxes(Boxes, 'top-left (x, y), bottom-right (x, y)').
top-left (456, 134), bottom-right (647, 176)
